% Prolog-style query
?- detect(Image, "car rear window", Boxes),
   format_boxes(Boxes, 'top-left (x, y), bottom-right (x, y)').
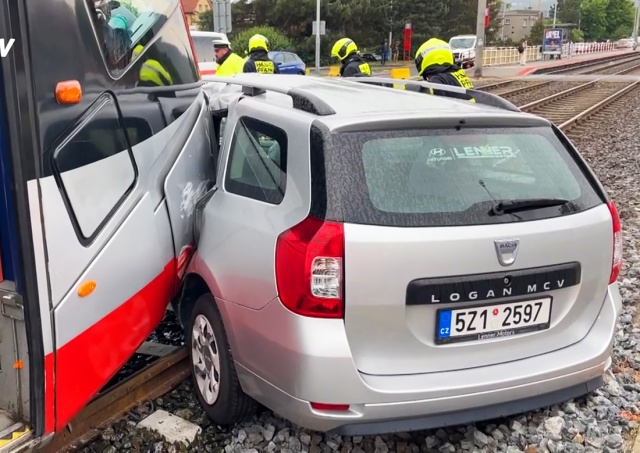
top-left (316, 126), bottom-right (603, 227)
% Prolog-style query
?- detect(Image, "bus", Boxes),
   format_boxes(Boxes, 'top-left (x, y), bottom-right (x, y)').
top-left (0, 0), bottom-right (216, 449)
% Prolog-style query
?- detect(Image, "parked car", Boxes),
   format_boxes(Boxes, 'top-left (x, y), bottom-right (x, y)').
top-left (178, 74), bottom-right (623, 436)
top-left (268, 51), bottom-right (307, 74)
top-left (360, 52), bottom-right (381, 63)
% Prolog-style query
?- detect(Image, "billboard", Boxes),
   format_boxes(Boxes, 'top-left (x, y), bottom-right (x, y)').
top-left (542, 28), bottom-right (565, 55)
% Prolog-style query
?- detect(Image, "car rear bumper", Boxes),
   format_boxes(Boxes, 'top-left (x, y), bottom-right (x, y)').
top-left (221, 285), bottom-right (621, 435)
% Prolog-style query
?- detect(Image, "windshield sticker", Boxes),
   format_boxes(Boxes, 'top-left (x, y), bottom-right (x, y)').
top-left (427, 146), bottom-right (518, 163)
top-left (452, 146), bottom-right (517, 159)
top-left (427, 148), bottom-right (455, 163)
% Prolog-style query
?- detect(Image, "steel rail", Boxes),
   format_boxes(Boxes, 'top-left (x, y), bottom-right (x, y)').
top-left (560, 81), bottom-right (640, 131)
top-left (38, 348), bottom-right (191, 453)
top-left (518, 62), bottom-right (640, 116)
top-left (478, 53), bottom-right (640, 95)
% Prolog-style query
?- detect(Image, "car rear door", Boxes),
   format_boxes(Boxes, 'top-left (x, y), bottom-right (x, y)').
top-left (43, 89), bottom-right (215, 431)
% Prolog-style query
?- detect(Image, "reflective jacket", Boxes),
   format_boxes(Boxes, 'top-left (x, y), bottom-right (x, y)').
top-left (422, 64), bottom-right (475, 102)
top-left (243, 50), bottom-right (280, 74)
top-left (139, 59), bottom-right (173, 86)
top-left (340, 53), bottom-right (371, 77)
top-left (216, 51), bottom-right (245, 76)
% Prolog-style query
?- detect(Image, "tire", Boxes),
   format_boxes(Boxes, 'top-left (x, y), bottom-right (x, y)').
top-left (187, 293), bottom-right (256, 425)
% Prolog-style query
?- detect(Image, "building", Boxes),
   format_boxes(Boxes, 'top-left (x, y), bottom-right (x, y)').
top-left (498, 9), bottom-right (544, 43)
top-left (181, 0), bottom-right (212, 29)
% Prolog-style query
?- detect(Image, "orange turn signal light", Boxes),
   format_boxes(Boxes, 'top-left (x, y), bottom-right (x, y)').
top-left (55, 80), bottom-right (82, 105)
top-left (78, 280), bottom-right (96, 297)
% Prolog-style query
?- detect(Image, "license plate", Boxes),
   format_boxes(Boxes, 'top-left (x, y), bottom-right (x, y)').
top-left (435, 297), bottom-right (552, 345)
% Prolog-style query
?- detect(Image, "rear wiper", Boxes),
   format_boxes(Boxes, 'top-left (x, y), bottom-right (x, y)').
top-left (490, 198), bottom-right (569, 216)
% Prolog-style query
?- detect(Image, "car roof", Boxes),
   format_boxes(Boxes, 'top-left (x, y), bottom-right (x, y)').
top-left (202, 74), bottom-right (552, 132)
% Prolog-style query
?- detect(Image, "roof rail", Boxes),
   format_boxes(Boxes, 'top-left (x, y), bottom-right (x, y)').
top-left (345, 77), bottom-right (520, 112)
top-left (204, 76), bottom-right (336, 116)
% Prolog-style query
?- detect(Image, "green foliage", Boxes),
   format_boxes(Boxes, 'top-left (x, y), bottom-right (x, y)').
top-left (189, 0), bottom-right (634, 65)
top-left (555, 0), bottom-right (582, 25)
top-left (196, 10), bottom-right (213, 31)
top-left (528, 19), bottom-right (545, 45)
top-left (230, 26), bottom-right (294, 55)
top-left (605, 0), bottom-right (636, 39)
top-left (569, 28), bottom-right (585, 42)
top-left (580, 0), bottom-right (635, 40)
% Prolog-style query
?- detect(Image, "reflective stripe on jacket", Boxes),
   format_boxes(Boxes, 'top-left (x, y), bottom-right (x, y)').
top-left (139, 59), bottom-right (173, 86)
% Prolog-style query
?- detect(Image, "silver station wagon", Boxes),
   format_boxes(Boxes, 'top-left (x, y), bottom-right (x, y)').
top-left (173, 74), bottom-right (623, 435)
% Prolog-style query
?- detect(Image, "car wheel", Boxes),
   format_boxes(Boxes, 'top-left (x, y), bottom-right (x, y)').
top-left (188, 293), bottom-right (256, 425)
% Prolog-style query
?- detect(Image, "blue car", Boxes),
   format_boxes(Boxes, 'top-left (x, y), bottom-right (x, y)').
top-left (268, 51), bottom-right (307, 75)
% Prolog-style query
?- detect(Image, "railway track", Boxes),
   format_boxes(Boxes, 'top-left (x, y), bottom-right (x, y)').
top-left (39, 56), bottom-right (640, 453)
top-left (519, 63), bottom-right (640, 129)
top-left (478, 53), bottom-right (640, 97)
top-left (40, 348), bottom-right (190, 452)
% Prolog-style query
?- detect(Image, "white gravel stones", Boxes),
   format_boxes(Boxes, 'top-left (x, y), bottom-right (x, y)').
top-left (82, 89), bottom-right (640, 453)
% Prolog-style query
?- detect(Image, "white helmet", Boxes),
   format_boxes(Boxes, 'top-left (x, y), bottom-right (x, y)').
top-left (212, 36), bottom-right (232, 49)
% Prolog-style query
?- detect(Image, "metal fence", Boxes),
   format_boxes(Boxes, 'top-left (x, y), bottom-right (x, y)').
top-left (482, 42), bottom-right (618, 67)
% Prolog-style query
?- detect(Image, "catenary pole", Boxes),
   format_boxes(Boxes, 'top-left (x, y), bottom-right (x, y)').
top-left (474, 0), bottom-right (487, 77)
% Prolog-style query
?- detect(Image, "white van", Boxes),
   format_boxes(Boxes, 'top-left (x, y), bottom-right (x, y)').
top-left (449, 34), bottom-right (477, 68)
top-left (190, 30), bottom-right (230, 75)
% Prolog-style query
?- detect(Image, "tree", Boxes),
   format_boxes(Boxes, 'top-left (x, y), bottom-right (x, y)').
top-left (569, 28), bottom-right (584, 42)
top-left (528, 18), bottom-right (545, 44)
top-left (581, 0), bottom-right (610, 40)
top-left (556, 0), bottom-right (582, 26)
top-left (605, 0), bottom-right (635, 39)
top-left (196, 10), bottom-right (213, 31)
top-left (230, 26), bottom-right (294, 56)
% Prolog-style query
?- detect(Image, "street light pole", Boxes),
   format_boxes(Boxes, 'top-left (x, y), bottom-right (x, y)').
top-left (474, 0), bottom-right (487, 77)
top-left (552, 0), bottom-right (557, 28)
top-left (633, 0), bottom-right (639, 45)
top-left (315, 0), bottom-right (321, 74)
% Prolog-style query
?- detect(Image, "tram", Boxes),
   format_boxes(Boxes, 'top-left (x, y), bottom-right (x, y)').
top-left (0, 0), bottom-right (215, 449)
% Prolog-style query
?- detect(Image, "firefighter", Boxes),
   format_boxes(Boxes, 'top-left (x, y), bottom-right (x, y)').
top-left (414, 38), bottom-right (475, 100)
top-left (213, 36), bottom-right (245, 76)
top-left (243, 34), bottom-right (280, 74)
top-left (133, 44), bottom-right (173, 87)
top-left (331, 38), bottom-right (371, 77)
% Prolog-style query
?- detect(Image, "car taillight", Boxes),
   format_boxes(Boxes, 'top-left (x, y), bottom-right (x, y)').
top-left (178, 3), bottom-right (201, 79)
top-left (607, 201), bottom-right (622, 284)
top-left (275, 216), bottom-right (344, 318)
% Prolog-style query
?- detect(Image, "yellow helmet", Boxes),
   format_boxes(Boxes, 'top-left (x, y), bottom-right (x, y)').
top-left (248, 34), bottom-right (269, 52)
top-left (414, 38), bottom-right (454, 76)
top-left (331, 38), bottom-right (358, 61)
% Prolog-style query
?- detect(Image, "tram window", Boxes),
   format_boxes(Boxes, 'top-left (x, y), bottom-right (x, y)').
top-left (53, 94), bottom-right (137, 242)
top-left (86, 0), bottom-right (178, 75)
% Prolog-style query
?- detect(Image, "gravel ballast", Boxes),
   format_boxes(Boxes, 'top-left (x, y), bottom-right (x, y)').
top-left (78, 92), bottom-right (640, 453)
